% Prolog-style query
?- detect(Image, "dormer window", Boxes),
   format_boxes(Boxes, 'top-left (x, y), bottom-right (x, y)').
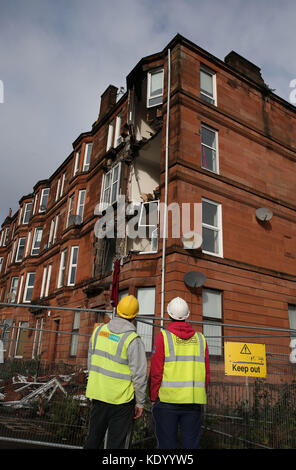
top-left (147, 69), bottom-right (164, 107)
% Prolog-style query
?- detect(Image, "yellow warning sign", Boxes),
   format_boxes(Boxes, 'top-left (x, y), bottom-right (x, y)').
top-left (224, 342), bottom-right (267, 378)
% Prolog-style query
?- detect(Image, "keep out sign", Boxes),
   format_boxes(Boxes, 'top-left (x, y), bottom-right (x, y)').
top-left (224, 342), bottom-right (267, 378)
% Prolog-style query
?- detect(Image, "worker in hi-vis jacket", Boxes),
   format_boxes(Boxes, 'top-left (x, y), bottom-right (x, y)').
top-left (84, 295), bottom-right (147, 449)
top-left (150, 297), bottom-right (210, 449)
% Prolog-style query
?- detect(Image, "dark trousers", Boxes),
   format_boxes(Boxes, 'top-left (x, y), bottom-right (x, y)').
top-left (84, 399), bottom-right (135, 449)
top-left (152, 401), bottom-right (202, 449)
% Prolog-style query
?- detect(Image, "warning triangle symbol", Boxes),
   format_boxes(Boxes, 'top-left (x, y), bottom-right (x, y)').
top-left (240, 344), bottom-right (251, 355)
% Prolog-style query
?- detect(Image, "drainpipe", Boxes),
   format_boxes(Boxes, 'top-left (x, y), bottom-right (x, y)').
top-left (160, 48), bottom-right (171, 328)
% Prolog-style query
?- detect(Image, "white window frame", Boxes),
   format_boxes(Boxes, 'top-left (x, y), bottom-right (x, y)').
top-left (201, 124), bottom-right (219, 174)
top-left (39, 188), bottom-right (50, 213)
top-left (23, 202), bottom-right (32, 224)
top-left (202, 288), bottom-right (223, 356)
top-left (147, 68), bottom-right (164, 108)
top-left (200, 65), bottom-right (217, 106)
top-left (15, 237), bottom-right (26, 262)
top-left (57, 249), bottom-right (68, 288)
top-left (83, 143), bottom-right (93, 171)
top-left (25, 231), bottom-right (32, 258)
top-left (60, 172), bottom-right (66, 197)
top-left (23, 272), bottom-right (36, 303)
top-left (8, 276), bottom-right (19, 303)
top-left (48, 218), bottom-right (55, 246)
top-left (31, 227), bottom-right (43, 256)
top-left (32, 192), bottom-right (39, 215)
top-left (67, 194), bottom-right (75, 228)
top-left (32, 318), bottom-right (44, 359)
top-left (106, 120), bottom-right (114, 151)
top-left (77, 190), bottom-right (86, 221)
top-left (41, 264), bottom-right (52, 298)
top-left (17, 274), bottom-right (24, 304)
top-left (73, 149), bottom-right (81, 176)
top-left (68, 246), bottom-right (79, 286)
top-left (138, 201), bottom-right (159, 254)
top-left (14, 321), bottom-right (29, 359)
top-left (3, 227), bottom-right (9, 246)
top-left (114, 112), bottom-right (122, 148)
top-left (70, 311), bottom-right (80, 357)
top-left (55, 178), bottom-right (61, 201)
top-left (136, 287), bottom-right (156, 352)
top-left (53, 214), bottom-right (59, 244)
top-left (100, 163), bottom-right (121, 208)
top-left (202, 198), bottom-right (223, 257)
top-left (0, 257), bottom-right (3, 274)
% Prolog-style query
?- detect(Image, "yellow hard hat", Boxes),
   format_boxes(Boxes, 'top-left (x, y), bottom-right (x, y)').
top-left (117, 295), bottom-right (139, 320)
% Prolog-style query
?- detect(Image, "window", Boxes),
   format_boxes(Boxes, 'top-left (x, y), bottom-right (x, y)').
top-left (25, 231), bottom-right (32, 258)
top-left (39, 188), bottom-right (50, 213)
top-left (201, 125), bottom-right (219, 173)
top-left (23, 272), bottom-right (36, 303)
top-left (32, 192), bottom-right (39, 215)
top-left (17, 274), bottom-right (24, 304)
top-left (15, 237), bottom-right (26, 262)
top-left (136, 287), bottom-right (156, 352)
top-left (68, 246), bottom-right (79, 286)
top-left (147, 69), bottom-right (164, 107)
top-left (55, 178), bottom-right (61, 201)
top-left (48, 215), bottom-right (60, 246)
top-left (3, 227), bottom-right (9, 246)
top-left (32, 318), bottom-right (44, 359)
top-left (202, 288), bottom-right (222, 356)
top-left (40, 264), bottom-right (52, 298)
top-left (60, 172), bottom-right (66, 197)
top-left (200, 66), bottom-right (217, 105)
top-left (67, 194), bottom-right (75, 228)
top-left (70, 312), bottom-right (80, 356)
top-left (15, 321), bottom-right (29, 358)
top-left (288, 305), bottom-right (296, 339)
top-left (106, 113), bottom-right (122, 151)
top-left (77, 190), bottom-right (86, 221)
top-left (100, 163), bottom-right (121, 207)
top-left (83, 143), bottom-right (93, 171)
top-left (74, 149), bottom-right (81, 176)
top-left (23, 202), bottom-right (32, 224)
top-left (8, 277), bottom-right (19, 303)
top-left (202, 198), bottom-right (223, 256)
top-left (0, 257), bottom-right (3, 274)
top-left (31, 228), bottom-right (43, 255)
top-left (57, 249), bottom-right (68, 288)
top-left (48, 218), bottom-right (55, 246)
top-left (139, 201), bottom-right (159, 253)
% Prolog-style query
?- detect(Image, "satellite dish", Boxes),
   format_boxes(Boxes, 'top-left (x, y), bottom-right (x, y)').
top-left (182, 231), bottom-right (202, 249)
top-left (256, 208), bottom-right (273, 222)
top-left (184, 271), bottom-right (206, 288)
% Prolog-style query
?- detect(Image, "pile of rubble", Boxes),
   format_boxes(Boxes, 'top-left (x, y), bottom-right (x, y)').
top-left (0, 370), bottom-right (88, 408)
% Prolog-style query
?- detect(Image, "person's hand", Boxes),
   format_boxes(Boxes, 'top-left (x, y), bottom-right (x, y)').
top-left (134, 406), bottom-right (143, 419)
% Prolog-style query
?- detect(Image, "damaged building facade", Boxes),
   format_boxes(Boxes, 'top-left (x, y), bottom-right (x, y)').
top-left (1, 34), bottom-right (296, 368)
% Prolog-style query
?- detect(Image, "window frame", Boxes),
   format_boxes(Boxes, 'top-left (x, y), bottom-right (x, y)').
top-left (77, 189), bottom-right (86, 221)
top-left (15, 237), bottom-right (26, 262)
top-left (147, 68), bottom-right (164, 108)
top-left (39, 188), bottom-right (50, 213)
top-left (202, 198), bottom-right (223, 257)
top-left (23, 272), bottom-right (36, 303)
top-left (82, 143), bottom-right (93, 172)
top-left (200, 65), bottom-right (217, 106)
top-left (202, 288), bottom-right (223, 357)
top-left (68, 246), bottom-right (79, 286)
top-left (70, 311), bottom-right (80, 357)
top-left (73, 149), bottom-right (81, 176)
top-left (136, 286), bottom-right (156, 353)
top-left (23, 202), bottom-right (32, 224)
top-left (100, 163), bottom-right (121, 208)
top-left (57, 248), bottom-right (68, 289)
top-left (201, 124), bottom-right (219, 174)
top-left (31, 227), bottom-right (43, 256)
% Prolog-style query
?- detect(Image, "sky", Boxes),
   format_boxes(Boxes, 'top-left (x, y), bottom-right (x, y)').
top-left (0, 0), bottom-right (296, 225)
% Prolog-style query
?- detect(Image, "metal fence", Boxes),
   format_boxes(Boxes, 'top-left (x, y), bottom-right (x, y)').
top-left (0, 316), bottom-right (296, 449)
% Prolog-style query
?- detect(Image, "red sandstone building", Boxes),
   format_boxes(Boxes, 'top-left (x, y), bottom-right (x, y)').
top-left (1, 34), bottom-right (296, 368)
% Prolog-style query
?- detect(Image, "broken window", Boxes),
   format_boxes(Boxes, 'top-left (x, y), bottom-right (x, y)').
top-left (15, 321), bottom-right (29, 358)
top-left (138, 200), bottom-right (159, 253)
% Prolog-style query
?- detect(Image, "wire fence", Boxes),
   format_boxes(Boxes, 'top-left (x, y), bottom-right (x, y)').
top-left (0, 314), bottom-right (296, 449)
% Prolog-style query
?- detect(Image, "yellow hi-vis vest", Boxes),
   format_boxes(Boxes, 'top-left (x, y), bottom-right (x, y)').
top-left (86, 323), bottom-right (139, 404)
top-left (158, 329), bottom-right (207, 404)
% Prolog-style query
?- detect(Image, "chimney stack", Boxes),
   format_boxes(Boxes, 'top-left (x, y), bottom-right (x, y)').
top-left (98, 85), bottom-right (118, 120)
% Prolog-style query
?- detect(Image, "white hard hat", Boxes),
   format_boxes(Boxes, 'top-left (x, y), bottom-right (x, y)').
top-left (167, 297), bottom-right (190, 321)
